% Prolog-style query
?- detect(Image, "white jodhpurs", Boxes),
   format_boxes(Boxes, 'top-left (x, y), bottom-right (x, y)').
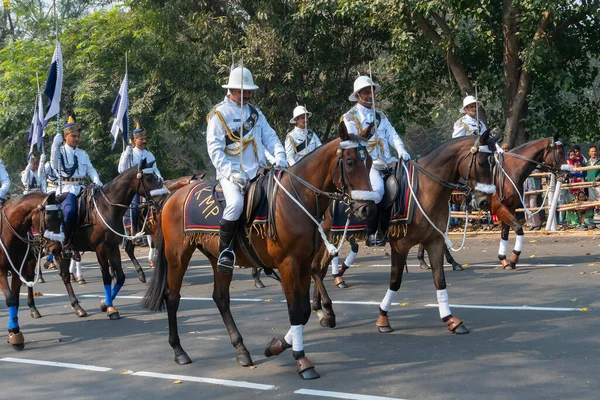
top-left (369, 167), bottom-right (384, 205)
top-left (220, 177), bottom-right (245, 222)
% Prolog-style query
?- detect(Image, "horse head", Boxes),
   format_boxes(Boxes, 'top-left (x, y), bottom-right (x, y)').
top-left (336, 121), bottom-right (377, 220)
top-left (32, 191), bottom-right (64, 242)
top-left (542, 134), bottom-right (568, 178)
top-left (458, 130), bottom-right (499, 210)
top-left (135, 159), bottom-right (168, 199)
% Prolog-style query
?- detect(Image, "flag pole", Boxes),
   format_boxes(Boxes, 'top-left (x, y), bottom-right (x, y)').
top-left (36, 72), bottom-right (44, 155)
top-left (54, 0), bottom-right (62, 194)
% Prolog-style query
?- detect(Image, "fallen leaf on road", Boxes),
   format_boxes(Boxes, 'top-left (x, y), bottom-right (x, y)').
top-left (590, 271), bottom-right (598, 275)
top-left (588, 263), bottom-right (596, 267)
top-left (462, 264), bottom-right (469, 267)
top-left (122, 370), bottom-right (133, 375)
top-left (33, 292), bottom-right (43, 297)
top-left (173, 380), bottom-right (182, 384)
top-left (265, 299), bottom-right (273, 303)
top-left (579, 272), bottom-right (586, 275)
top-left (570, 298), bottom-right (578, 302)
top-left (585, 252), bottom-right (591, 256)
top-left (581, 308), bottom-right (589, 311)
top-left (529, 240), bottom-right (537, 243)
top-left (400, 302), bottom-right (409, 307)
top-left (530, 255), bottom-right (536, 258)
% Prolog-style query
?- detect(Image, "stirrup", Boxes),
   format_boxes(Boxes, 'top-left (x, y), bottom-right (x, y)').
top-left (217, 248), bottom-right (235, 274)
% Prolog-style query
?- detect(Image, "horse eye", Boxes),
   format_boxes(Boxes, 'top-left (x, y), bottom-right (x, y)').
top-left (346, 159), bottom-right (355, 168)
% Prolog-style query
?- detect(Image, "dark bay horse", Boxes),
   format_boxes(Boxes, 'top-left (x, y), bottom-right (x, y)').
top-left (311, 132), bottom-right (499, 333)
top-left (417, 136), bottom-right (567, 270)
top-left (123, 173), bottom-right (205, 282)
top-left (142, 124), bottom-right (377, 379)
top-left (26, 160), bottom-right (166, 320)
top-left (0, 192), bottom-right (62, 349)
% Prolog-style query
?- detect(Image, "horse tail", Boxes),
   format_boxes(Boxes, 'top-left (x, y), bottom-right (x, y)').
top-left (140, 214), bottom-right (168, 312)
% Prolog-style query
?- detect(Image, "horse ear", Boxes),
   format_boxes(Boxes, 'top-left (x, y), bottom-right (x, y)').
top-left (338, 120), bottom-right (350, 142)
top-left (146, 160), bottom-right (156, 168)
top-left (479, 129), bottom-right (490, 146)
top-left (48, 192), bottom-right (56, 203)
top-left (553, 132), bottom-right (559, 143)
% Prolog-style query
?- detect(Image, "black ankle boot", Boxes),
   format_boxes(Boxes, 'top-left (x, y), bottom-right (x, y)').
top-left (217, 219), bottom-right (239, 274)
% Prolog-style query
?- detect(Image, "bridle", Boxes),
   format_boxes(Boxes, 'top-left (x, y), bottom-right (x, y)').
top-left (498, 138), bottom-right (565, 176)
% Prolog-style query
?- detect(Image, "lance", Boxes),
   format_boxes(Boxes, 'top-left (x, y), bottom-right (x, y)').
top-left (239, 58), bottom-right (244, 174)
top-left (475, 86), bottom-right (480, 134)
top-left (369, 62), bottom-right (380, 159)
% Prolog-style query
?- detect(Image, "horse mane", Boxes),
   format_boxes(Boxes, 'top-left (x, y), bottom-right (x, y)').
top-left (289, 134), bottom-right (365, 168)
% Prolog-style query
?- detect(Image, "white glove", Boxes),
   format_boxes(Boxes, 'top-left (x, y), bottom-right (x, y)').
top-left (95, 181), bottom-right (103, 188)
top-left (52, 133), bottom-right (63, 147)
top-left (275, 159), bottom-right (289, 168)
top-left (401, 152), bottom-right (411, 161)
top-left (40, 153), bottom-right (46, 165)
top-left (125, 145), bottom-right (132, 154)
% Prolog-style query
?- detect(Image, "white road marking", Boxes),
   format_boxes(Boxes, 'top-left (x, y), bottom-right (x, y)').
top-left (369, 263), bottom-right (573, 268)
top-left (0, 357), bottom-right (112, 372)
top-left (131, 371), bottom-right (276, 390)
top-left (295, 388), bottom-right (408, 400)
top-left (424, 304), bottom-right (586, 312)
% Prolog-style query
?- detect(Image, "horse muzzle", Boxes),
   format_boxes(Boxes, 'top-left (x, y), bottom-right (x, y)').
top-left (352, 201), bottom-right (377, 220)
top-left (471, 194), bottom-right (492, 211)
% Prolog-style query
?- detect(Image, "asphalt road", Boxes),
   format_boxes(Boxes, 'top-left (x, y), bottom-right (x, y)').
top-left (1, 235), bottom-right (599, 400)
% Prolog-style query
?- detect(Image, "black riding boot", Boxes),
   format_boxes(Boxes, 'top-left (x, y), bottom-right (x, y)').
top-left (365, 206), bottom-right (385, 247)
top-left (217, 219), bottom-right (239, 274)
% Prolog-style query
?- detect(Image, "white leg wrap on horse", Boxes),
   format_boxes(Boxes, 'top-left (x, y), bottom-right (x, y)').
top-left (290, 325), bottom-right (303, 352)
top-left (437, 289), bottom-right (451, 319)
top-left (344, 251), bottom-right (357, 267)
top-left (69, 259), bottom-right (76, 273)
top-left (148, 247), bottom-right (154, 261)
top-left (147, 235), bottom-right (152, 246)
top-left (331, 256), bottom-right (339, 275)
top-left (76, 261), bottom-right (82, 277)
top-left (514, 235), bottom-right (524, 252)
top-left (380, 289), bottom-right (398, 312)
top-left (284, 327), bottom-right (293, 345)
top-left (498, 239), bottom-right (508, 257)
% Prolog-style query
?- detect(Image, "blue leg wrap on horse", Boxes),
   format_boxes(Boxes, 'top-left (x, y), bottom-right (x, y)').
top-left (8, 306), bottom-right (18, 330)
top-left (111, 283), bottom-right (123, 301)
top-left (103, 284), bottom-right (113, 307)
top-left (47, 254), bottom-right (54, 261)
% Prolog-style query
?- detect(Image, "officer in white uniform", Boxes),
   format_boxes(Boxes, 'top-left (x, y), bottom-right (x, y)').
top-left (50, 111), bottom-right (103, 249)
top-left (0, 158), bottom-right (10, 202)
top-left (452, 95), bottom-right (487, 138)
top-left (21, 154), bottom-right (43, 194)
top-left (342, 75), bottom-right (410, 246)
top-left (206, 66), bottom-right (287, 273)
top-left (285, 105), bottom-right (322, 166)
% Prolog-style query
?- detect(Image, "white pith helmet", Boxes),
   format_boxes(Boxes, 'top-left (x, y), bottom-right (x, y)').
top-left (222, 66), bottom-right (259, 90)
top-left (349, 76), bottom-right (381, 102)
top-left (459, 95), bottom-right (483, 113)
top-left (289, 105), bottom-right (312, 124)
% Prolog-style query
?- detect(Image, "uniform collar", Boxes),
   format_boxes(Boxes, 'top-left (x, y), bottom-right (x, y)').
top-left (355, 103), bottom-right (372, 115)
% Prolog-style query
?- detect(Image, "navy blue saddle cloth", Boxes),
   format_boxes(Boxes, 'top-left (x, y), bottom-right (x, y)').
top-left (329, 199), bottom-right (367, 242)
top-left (384, 160), bottom-right (418, 235)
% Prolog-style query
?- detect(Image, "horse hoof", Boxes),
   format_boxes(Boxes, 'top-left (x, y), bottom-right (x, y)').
top-left (175, 353), bottom-right (192, 365)
top-left (296, 357), bottom-right (320, 379)
top-left (100, 300), bottom-right (107, 312)
top-left (509, 262), bottom-right (517, 270)
top-left (236, 352), bottom-right (254, 367)
top-left (254, 280), bottom-right (265, 289)
top-left (77, 276), bottom-right (86, 285)
top-left (38, 276), bottom-right (45, 284)
top-left (336, 281), bottom-right (349, 289)
top-left (319, 317), bottom-right (336, 328)
top-left (503, 264), bottom-right (515, 270)
top-left (299, 367), bottom-right (320, 380)
top-left (69, 273), bottom-right (76, 282)
top-left (138, 272), bottom-right (147, 284)
top-left (8, 332), bottom-right (24, 350)
top-left (30, 308), bottom-right (42, 319)
top-left (452, 264), bottom-right (464, 271)
top-left (419, 263), bottom-right (431, 270)
top-left (453, 324), bottom-right (470, 334)
top-left (378, 325), bottom-right (394, 333)
top-left (75, 306), bottom-right (88, 318)
top-left (106, 306), bottom-right (120, 320)
top-left (11, 343), bottom-right (25, 351)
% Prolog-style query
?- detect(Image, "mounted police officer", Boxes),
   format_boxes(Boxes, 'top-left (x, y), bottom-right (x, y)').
top-left (21, 154), bottom-right (43, 194)
top-left (206, 66), bottom-right (287, 273)
top-left (452, 95), bottom-right (487, 138)
top-left (118, 120), bottom-right (162, 242)
top-left (50, 111), bottom-right (103, 253)
top-left (0, 158), bottom-right (10, 203)
top-left (285, 105), bottom-right (322, 166)
top-left (342, 75), bottom-right (410, 247)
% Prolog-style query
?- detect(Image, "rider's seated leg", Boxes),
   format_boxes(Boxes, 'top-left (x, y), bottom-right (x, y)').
top-left (366, 166), bottom-right (385, 247)
top-left (217, 178), bottom-right (244, 274)
top-left (61, 192), bottom-right (78, 257)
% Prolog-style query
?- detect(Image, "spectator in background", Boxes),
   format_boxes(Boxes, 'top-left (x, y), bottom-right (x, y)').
top-left (565, 190), bottom-right (596, 230)
top-left (523, 168), bottom-right (542, 230)
top-left (585, 145), bottom-right (600, 207)
top-left (572, 145), bottom-right (587, 165)
top-left (567, 149), bottom-right (585, 194)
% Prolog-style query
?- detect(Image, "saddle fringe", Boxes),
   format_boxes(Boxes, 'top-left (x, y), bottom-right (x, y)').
top-left (387, 224), bottom-right (408, 238)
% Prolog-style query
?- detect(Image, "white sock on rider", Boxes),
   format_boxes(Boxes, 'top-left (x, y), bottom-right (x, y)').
top-left (290, 325), bottom-right (303, 352)
top-left (331, 256), bottom-right (339, 275)
top-left (380, 289), bottom-right (397, 312)
top-left (344, 250), bottom-right (357, 268)
top-left (498, 239), bottom-right (508, 257)
top-left (437, 289), bottom-right (451, 319)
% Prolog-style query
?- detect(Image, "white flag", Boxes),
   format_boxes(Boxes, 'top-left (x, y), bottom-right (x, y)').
top-left (110, 73), bottom-right (128, 150)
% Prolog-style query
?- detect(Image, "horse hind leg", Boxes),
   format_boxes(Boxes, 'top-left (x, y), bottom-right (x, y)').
top-left (25, 259), bottom-right (42, 319)
top-left (311, 243), bottom-right (336, 328)
top-left (498, 223), bottom-right (512, 269)
top-left (210, 256), bottom-right (253, 367)
top-left (251, 268), bottom-right (265, 288)
top-left (509, 226), bottom-right (524, 269)
top-left (417, 244), bottom-right (430, 270)
top-left (1, 270), bottom-right (25, 350)
top-left (57, 253), bottom-right (87, 317)
top-left (445, 248), bottom-right (464, 271)
top-left (124, 239), bottom-right (146, 283)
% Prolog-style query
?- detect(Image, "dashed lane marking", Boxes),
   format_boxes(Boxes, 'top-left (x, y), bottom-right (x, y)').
top-left (0, 357), bottom-right (112, 372)
top-left (295, 388), bottom-right (408, 400)
top-left (424, 304), bottom-right (586, 312)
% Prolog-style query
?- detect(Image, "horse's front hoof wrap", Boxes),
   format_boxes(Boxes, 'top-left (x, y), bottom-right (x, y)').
top-left (446, 316), bottom-right (469, 334)
top-left (333, 276), bottom-right (348, 288)
top-left (174, 353), bottom-right (192, 365)
top-left (264, 337), bottom-right (290, 358)
top-left (376, 315), bottom-right (393, 333)
top-left (296, 357), bottom-right (320, 379)
top-left (8, 332), bottom-right (25, 350)
top-left (500, 258), bottom-right (513, 270)
top-left (106, 306), bottom-right (120, 320)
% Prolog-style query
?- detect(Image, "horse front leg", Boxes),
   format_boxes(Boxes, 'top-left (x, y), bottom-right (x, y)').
top-left (124, 239), bottom-right (146, 283)
top-left (332, 237), bottom-right (358, 287)
top-left (376, 242), bottom-right (408, 333)
top-left (210, 256), bottom-right (253, 367)
top-left (57, 252), bottom-right (87, 317)
top-left (251, 268), bottom-right (265, 288)
top-left (265, 258), bottom-right (319, 380)
top-left (417, 243), bottom-right (430, 270)
top-left (445, 248), bottom-right (464, 271)
top-left (426, 240), bottom-right (469, 334)
top-left (1, 270), bottom-right (24, 350)
top-left (497, 209), bottom-right (524, 269)
top-left (25, 259), bottom-right (42, 318)
top-left (96, 244), bottom-right (122, 320)
top-left (311, 244), bottom-right (336, 328)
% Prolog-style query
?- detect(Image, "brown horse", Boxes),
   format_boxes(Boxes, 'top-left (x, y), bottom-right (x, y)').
top-left (123, 173), bottom-right (205, 282)
top-left (0, 192), bottom-right (62, 349)
top-left (311, 132), bottom-right (500, 333)
top-left (417, 135), bottom-right (567, 271)
top-left (26, 159), bottom-right (166, 320)
top-left (141, 123), bottom-right (377, 379)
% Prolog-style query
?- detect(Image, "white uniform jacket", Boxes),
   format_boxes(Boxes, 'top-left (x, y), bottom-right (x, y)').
top-left (207, 96), bottom-right (286, 180)
top-left (285, 127), bottom-right (322, 166)
top-left (118, 146), bottom-right (162, 179)
top-left (452, 114), bottom-right (487, 138)
top-left (21, 163), bottom-right (44, 194)
top-left (50, 134), bottom-right (102, 196)
top-left (342, 103), bottom-right (407, 164)
top-left (0, 160), bottom-right (10, 199)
